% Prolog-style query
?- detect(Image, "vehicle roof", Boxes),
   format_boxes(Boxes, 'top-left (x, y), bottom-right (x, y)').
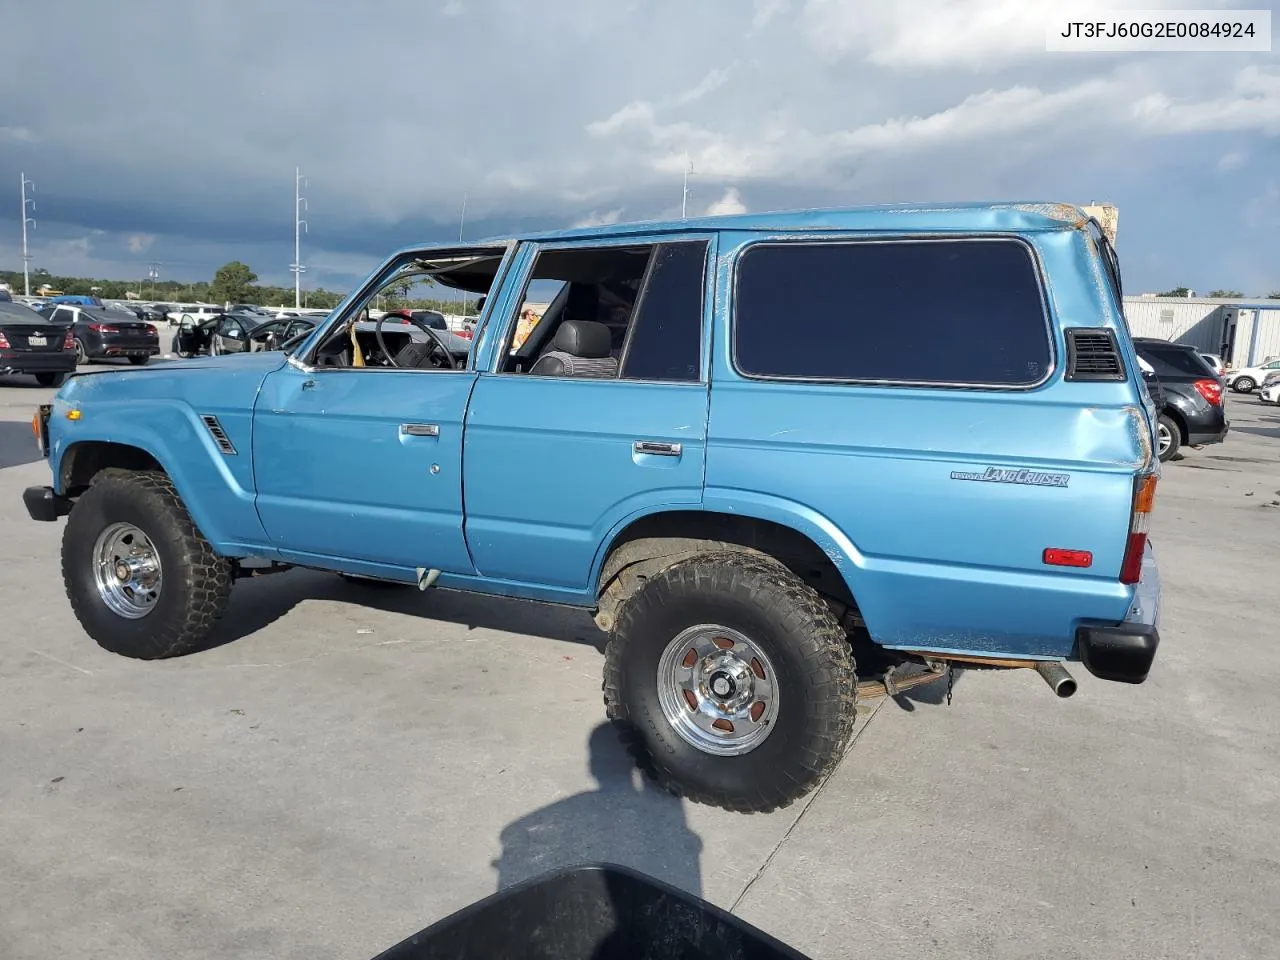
top-left (1133, 337), bottom-right (1200, 351)
top-left (469, 201), bottom-right (1098, 245)
top-left (0, 301), bottom-right (45, 321)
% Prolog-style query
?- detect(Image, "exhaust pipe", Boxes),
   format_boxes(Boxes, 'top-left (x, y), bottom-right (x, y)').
top-left (1036, 661), bottom-right (1077, 698)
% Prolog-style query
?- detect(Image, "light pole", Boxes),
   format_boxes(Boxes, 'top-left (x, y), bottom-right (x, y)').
top-left (290, 167), bottom-right (308, 310)
top-left (681, 154), bottom-right (694, 219)
top-left (20, 173), bottom-right (36, 296)
top-left (147, 263), bottom-right (160, 300)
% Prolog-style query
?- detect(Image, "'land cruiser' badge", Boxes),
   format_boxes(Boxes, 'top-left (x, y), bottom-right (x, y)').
top-left (950, 466), bottom-right (1070, 488)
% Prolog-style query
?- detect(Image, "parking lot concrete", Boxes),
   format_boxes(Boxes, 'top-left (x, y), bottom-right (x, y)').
top-left (2, 357), bottom-right (1278, 960)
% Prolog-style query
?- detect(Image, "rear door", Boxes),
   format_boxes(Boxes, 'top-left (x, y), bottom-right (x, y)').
top-left (462, 236), bottom-right (714, 593)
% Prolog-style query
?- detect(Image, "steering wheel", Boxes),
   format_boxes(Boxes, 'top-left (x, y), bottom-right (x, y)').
top-left (374, 312), bottom-right (460, 369)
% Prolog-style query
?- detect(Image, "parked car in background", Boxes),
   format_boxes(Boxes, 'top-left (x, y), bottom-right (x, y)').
top-left (1226, 357), bottom-right (1280, 393)
top-left (0, 300), bottom-right (77, 385)
top-left (39, 303), bottom-right (160, 365)
top-left (1200, 353), bottom-right (1226, 378)
top-left (47, 295), bottom-right (106, 308)
top-left (0, 289), bottom-right (11, 302)
top-left (1258, 371), bottom-right (1280, 405)
top-left (164, 304), bottom-right (223, 328)
top-left (1133, 337), bottom-right (1228, 461)
top-left (174, 312), bottom-right (318, 358)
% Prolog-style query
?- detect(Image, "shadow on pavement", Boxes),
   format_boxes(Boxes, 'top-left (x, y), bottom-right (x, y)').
top-left (0, 419), bottom-right (41, 470)
top-left (194, 568), bottom-right (605, 654)
top-left (492, 722), bottom-right (703, 898)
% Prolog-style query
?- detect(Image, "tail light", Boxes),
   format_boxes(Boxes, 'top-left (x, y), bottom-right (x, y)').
top-left (1192, 378), bottom-right (1223, 405)
top-left (0, 331), bottom-right (10, 349)
top-left (63, 329), bottom-right (75, 349)
top-left (457, 329), bottom-right (473, 340)
top-left (146, 323), bottom-right (158, 334)
top-left (87, 323), bottom-right (118, 333)
top-left (1119, 474), bottom-right (1157, 584)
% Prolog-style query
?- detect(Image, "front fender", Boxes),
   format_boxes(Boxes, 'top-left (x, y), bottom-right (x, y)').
top-left (48, 361), bottom-right (279, 554)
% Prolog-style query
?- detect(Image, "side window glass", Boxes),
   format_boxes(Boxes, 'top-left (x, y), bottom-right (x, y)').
top-left (498, 245), bottom-right (654, 374)
top-left (734, 239), bottom-right (1051, 386)
top-left (620, 241), bottom-right (708, 382)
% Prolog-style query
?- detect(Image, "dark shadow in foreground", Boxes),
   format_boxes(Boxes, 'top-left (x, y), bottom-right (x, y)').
top-left (493, 723), bottom-right (703, 900)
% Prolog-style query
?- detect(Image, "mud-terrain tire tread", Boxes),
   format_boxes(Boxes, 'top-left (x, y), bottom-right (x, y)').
top-left (62, 470), bottom-right (232, 659)
top-left (602, 551), bottom-right (857, 814)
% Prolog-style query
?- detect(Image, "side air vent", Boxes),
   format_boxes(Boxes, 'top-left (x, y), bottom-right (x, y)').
top-left (1064, 328), bottom-right (1125, 382)
top-left (201, 415), bottom-right (238, 455)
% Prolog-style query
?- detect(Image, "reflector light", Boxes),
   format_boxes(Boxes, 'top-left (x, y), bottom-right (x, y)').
top-left (1043, 548), bottom-right (1093, 568)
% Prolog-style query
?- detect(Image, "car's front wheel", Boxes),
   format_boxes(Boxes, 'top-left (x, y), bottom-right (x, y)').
top-left (1234, 376), bottom-right (1255, 393)
top-left (62, 471), bottom-right (233, 659)
top-left (1156, 413), bottom-right (1181, 462)
top-left (603, 552), bottom-right (858, 814)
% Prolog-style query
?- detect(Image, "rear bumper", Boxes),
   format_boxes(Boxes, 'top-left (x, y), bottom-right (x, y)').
top-left (1075, 541), bottom-right (1160, 684)
top-left (0, 352), bottom-right (77, 374)
top-left (23, 485), bottom-right (73, 522)
top-left (1187, 423), bottom-right (1228, 446)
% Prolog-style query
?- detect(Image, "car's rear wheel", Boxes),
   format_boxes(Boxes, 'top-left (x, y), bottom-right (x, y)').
top-left (1234, 376), bottom-right (1255, 393)
top-left (73, 338), bottom-right (88, 365)
top-left (603, 552), bottom-right (857, 813)
top-left (62, 471), bottom-right (233, 659)
top-left (1156, 413), bottom-right (1181, 462)
top-left (35, 372), bottom-right (67, 387)
top-left (128, 355), bottom-right (149, 366)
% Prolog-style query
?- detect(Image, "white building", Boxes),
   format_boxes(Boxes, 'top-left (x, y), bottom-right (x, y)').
top-left (1123, 296), bottom-right (1280, 367)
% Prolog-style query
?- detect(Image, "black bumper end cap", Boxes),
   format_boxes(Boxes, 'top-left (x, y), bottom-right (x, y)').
top-left (23, 486), bottom-right (73, 522)
top-left (1077, 622), bottom-right (1159, 684)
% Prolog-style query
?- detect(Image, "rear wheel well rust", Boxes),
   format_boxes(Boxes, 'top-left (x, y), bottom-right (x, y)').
top-left (593, 511), bottom-right (860, 632)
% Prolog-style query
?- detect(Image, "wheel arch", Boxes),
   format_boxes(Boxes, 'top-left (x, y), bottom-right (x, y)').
top-left (591, 501), bottom-right (867, 632)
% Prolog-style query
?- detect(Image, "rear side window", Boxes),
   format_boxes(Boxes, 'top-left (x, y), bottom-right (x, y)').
top-left (1139, 345), bottom-right (1214, 377)
top-left (621, 241), bottom-right (708, 382)
top-left (734, 239), bottom-right (1051, 386)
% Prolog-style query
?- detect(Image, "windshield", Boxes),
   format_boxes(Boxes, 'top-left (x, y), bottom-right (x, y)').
top-left (0, 302), bottom-right (49, 324)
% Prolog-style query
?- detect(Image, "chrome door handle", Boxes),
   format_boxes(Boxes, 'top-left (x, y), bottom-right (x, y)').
top-left (633, 441), bottom-right (682, 457)
top-left (401, 423), bottom-right (440, 437)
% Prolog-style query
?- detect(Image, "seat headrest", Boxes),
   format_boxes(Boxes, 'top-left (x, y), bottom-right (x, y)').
top-left (553, 319), bottom-right (612, 359)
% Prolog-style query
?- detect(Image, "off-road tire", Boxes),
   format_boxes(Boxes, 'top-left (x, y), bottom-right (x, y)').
top-left (62, 471), bottom-right (233, 659)
top-left (1234, 376), bottom-right (1255, 393)
top-left (128, 356), bottom-right (149, 366)
top-left (1156, 413), bottom-right (1181, 462)
top-left (603, 552), bottom-right (858, 813)
top-left (35, 372), bottom-right (66, 387)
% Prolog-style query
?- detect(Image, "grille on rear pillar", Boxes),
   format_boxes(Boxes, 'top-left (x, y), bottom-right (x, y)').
top-left (1064, 328), bottom-right (1125, 381)
top-left (200, 415), bottom-right (237, 455)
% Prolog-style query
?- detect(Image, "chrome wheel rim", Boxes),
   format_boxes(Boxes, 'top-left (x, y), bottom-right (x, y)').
top-left (657, 624), bottom-right (779, 757)
top-left (93, 522), bottom-right (162, 619)
top-left (1157, 421), bottom-right (1172, 456)
top-left (74, 339), bottom-right (86, 364)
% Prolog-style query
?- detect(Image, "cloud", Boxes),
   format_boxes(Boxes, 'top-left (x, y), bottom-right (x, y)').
top-left (1217, 151), bottom-right (1248, 173)
top-left (705, 188), bottom-right (747, 216)
top-left (0, 125), bottom-right (38, 143)
top-left (0, 0), bottom-right (1274, 296)
top-left (127, 234), bottom-right (156, 254)
top-left (571, 208), bottom-right (626, 228)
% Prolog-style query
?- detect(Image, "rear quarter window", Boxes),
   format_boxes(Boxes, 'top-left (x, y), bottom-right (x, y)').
top-left (733, 238), bottom-right (1052, 387)
top-left (1139, 345), bottom-right (1214, 378)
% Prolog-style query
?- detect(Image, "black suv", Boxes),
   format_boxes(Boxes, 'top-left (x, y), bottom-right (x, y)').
top-left (1133, 338), bottom-right (1228, 462)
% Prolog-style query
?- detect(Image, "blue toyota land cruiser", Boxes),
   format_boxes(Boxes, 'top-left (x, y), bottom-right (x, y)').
top-left (23, 202), bottom-right (1162, 813)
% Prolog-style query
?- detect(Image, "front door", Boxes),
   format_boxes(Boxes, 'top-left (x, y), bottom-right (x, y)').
top-left (462, 236), bottom-right (714, 592)
top-left (252, 360), bottom-right (478, 573)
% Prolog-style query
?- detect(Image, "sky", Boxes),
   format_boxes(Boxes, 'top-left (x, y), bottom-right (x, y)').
top-left (0, 0), bottom-right (1276, 298)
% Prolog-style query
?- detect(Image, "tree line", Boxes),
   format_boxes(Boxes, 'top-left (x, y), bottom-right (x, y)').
top-left (0, 260), bottom-right (478, 315)
top-left (1157, 287), bottom-right (1280, 299)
